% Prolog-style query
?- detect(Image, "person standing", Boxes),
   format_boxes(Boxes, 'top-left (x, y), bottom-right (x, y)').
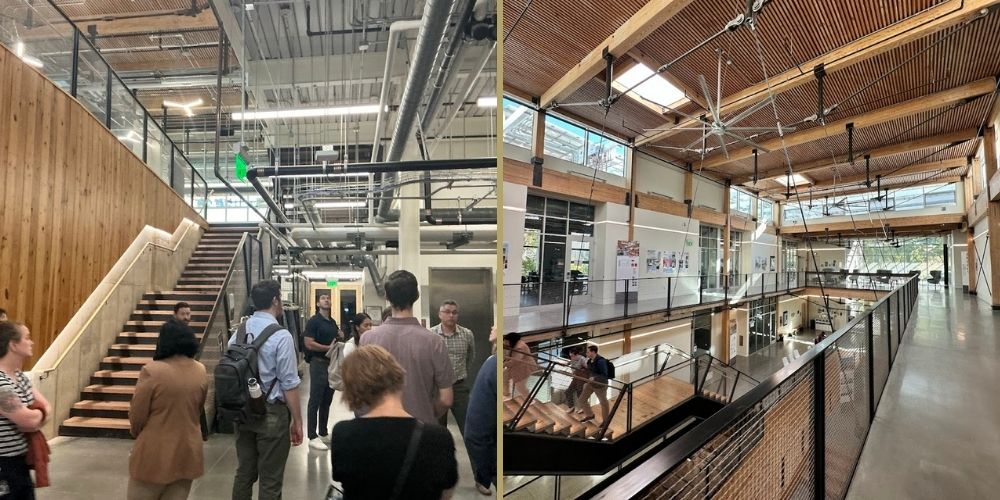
top-left (129, 321), bottom-right (208, 500)
top-left (342, 313), bottom-right (373, 358)
top-left (230, 280), bottom-right (303, 500)
top-left (502, 333), bottom-right (536, 399)
top-left (303, 294), bottom-right (340, 451)
top-left (430, 300), bottom-right (475, 434)
top-left (0, 309), bottom-right (7, 321)
top-left (172, 302), bottom-right (192, 325)
top-left (576, 345), bottom-right (611, 425)
top-left (463, 352), bottom-right (496, 496)
top-left (360, 270), bottom-right (454, 425)
top-left (563, 347), bottom-right (588, 412)
top-left (0, 321), bottom-right (51, 500)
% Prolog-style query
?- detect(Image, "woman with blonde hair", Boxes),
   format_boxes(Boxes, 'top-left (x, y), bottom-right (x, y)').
top-left (330, 345), bottom-right (458, 500)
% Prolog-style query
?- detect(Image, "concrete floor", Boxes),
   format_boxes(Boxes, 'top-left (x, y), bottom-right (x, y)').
top-left (847, 286), bottom-right (1000, 499)
top-left (37, 363), bottom-right (490, 499)
top-left (728, 330), bottom-right (822, 382)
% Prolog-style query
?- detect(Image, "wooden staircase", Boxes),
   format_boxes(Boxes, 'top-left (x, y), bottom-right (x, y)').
top-left (59, 226), bottom-right (254, 438)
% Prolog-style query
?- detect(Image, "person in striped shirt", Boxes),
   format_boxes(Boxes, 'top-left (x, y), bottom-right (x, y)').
top-left (0, 321), bottom-right (51, 499)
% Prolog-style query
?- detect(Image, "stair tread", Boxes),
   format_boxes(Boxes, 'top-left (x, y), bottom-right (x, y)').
top-left (73, 400), bottom-right (130, 410)
top-left (102, 357), bottom-right (152, 365)
top-left (137, 300), bottom-right (216, 306)
top-left (61, 417), bottom-right (131, 429)
top-left (119, 332), bottom-right (204, 338)
top-left (83, 385), bottom-right (136, 394)
top-left (125, 320), bottom-right (208, 326)
top-left (110, 344), bottom-right (156, 350)
top-left (92, 370), bottom-right (140, 378)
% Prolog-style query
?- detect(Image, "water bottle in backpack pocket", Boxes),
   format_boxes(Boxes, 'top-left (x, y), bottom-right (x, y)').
top-left (215, 322), bottom-right (284, 423)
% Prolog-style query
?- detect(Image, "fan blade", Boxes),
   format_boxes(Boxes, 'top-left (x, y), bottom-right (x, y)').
top-left (723, 126), bottom-right (797, 133)
top-left (698, 74), bottom-right (720, 120)
top-left (721, 130), bottom-right (771, 153)
top-left (723, 97), bottom-right (774, 126)
top-left (635, 95), bottom-right (708, 124)
top-left (716, 133), bottom-right (730, 159)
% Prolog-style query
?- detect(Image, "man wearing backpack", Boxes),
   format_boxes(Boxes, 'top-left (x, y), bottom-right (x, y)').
top-left (577, 344), bottom-right (611, 426)
top-left (229, 280), bottom-right (303, 500)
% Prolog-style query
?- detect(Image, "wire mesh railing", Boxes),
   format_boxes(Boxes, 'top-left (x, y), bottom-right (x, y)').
top-left (586, 276), bottom-right (920, 499)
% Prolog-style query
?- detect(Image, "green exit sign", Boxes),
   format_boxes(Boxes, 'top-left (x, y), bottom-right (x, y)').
top-left (326, 279), bottom-right (338, 287)
top-left (235, 153), bottom-right (249, 181)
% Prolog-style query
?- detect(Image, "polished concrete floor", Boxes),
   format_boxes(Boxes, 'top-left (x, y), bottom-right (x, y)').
top-left (848, 286), bottom-right (1000, 499)
top-left (38, 363), bottom-right (490, 499)
top-left (729, 330), bottom-right (822, 382)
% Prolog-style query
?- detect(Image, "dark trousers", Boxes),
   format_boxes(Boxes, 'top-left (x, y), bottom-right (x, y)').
top-left (0, 455), bottom-right (34, 500)
top-left (233, 403), bottom-right (291, 500)
top-left (307, 358), bottom-right (334, 439)
top-left (438, 378), bottom-right (470, 435)
top-left (464, 432), bottom-right (496, 488)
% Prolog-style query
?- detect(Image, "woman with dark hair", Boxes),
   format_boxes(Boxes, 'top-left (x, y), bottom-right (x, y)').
top-left (0, 321), bottom-right (51, 499)
top-left (503, 332), bottom-right (537, 399)
top-left (342, 313), bottom-right (373, 357)
top-left (128, 321), bottom-right (208, 500)
top-left (331, 345), bottom-right (458, 499)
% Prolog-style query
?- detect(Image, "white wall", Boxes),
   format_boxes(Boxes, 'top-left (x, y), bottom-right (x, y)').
top-left (503, 182), bottom-right (528, 314)
top-left (592, 203), bottom-right (631, 304)
top-left (634, 153), bottom-right (685, 201)
top-left (693, 177), bottom-right (725, 211)
top-left (777, 296), bottom-right (807, 336)
top-left (633, 208), bottom-right (701, 303)
top-left (802, 244), bottom-right (848, 272)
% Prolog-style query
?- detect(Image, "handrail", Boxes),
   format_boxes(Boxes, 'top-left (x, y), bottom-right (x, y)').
top-left (35, 220), bottom-right (200, 376)
top-left (588, 275), bottom-right (920, 498)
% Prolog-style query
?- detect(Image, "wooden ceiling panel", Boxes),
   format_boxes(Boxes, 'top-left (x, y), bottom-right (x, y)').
top-left (555, 79), bottom-right (671, 140)
top-left (503, 0), bottom-right (648, 97)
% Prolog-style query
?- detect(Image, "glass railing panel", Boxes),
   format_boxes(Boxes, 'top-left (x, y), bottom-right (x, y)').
top-left (145, 123), bottom-right (170, 182)
top-left (172, 148), bottom-right (193, 204)
top-left (0, 1), bottom-right (74, 90)
top-left (109, 77), bottom-right (144, 158)
top-left (75, 42), bottom-right (108, 125)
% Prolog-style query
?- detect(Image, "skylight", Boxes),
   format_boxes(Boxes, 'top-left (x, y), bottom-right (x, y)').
top-left (613, 63), bottom-right (685, 107)
top-left (774, 173), bottom-right (812, 186)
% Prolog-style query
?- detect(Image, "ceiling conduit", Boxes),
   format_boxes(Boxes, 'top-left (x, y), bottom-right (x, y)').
top-left (376, 0), bottom-right (456, 222)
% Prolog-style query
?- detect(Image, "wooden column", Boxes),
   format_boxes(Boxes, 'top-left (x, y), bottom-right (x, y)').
top-left (968, 228), bottom-right (979, 295)
top-left (972, 156), bottom-right (984, 199)
top-left (984, 127), bottom-right (998, 195)
top-left (628, 146), bottom-right (637, 241)
top-left (532, 109), bottom-right (545, 157)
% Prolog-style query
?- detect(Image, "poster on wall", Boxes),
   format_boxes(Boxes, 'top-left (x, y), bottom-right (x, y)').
top-left (646, 249), bottom-right (661, 273)
top-left (769, 256), bottom-right (776, 272)
top-left (729, 318), bottom-right (738, 359)
top-left (616, 240), bottom-right (640, 292)
top-left (659, 250), bottom-right (690, 275)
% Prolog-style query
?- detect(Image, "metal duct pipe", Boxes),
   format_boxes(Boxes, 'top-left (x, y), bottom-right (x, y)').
top-left (246, 157), bottom-right (496, 178)
top-left (359, 254), bottom-right (385, 297)
top-left (378, 0), bottom-right (457, 221)
top-left (370, 19), bottom-right (424, 160)
top-left (289, 225), bottom-right (496, 242)
top-left (419, 0), bottom-right (476, 133)
top-left (431, 42), bottom-right (495, 144)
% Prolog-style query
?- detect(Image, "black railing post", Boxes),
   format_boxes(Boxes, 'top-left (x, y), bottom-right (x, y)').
top-left (813, 351), bottom-right (826, 499)
top-left (887, 295), bottom-right (893, 365)
top-left (141, 112), bottom-right (148, 162)
top-left (70, 29), bottom-right (80, 97)
top-left (104, 65), bottom-right (112, 129)
top-left (699, 276), bottom-right (705, 304)
top-left (723, 274), bottom-right (729, 304)
top-left (626, 385), bottom-right (633, 432)
top-left (730, 371), bottom-right (740, 403)
top-left (563, 282), bottom-right (570, 329)
top-left (170, 147), bottom-right (176, 192)
top-left (624, 279), bottom-right (630, 317)
top-left (667, 277), bottom-right (673, 312)
top-left (867, 313), bottom-right (875, 423)
top-left (190, 164), bottom-right (195, 206)
top-left (598, 385), bottom-right (626, 440)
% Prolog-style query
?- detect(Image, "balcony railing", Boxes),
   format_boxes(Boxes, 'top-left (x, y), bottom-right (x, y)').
top-left (0, 0), bottom-right (209, 216)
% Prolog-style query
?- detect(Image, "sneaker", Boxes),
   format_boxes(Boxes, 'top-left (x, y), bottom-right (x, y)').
top-left (308, 438), bottom-right (329, 451)
top-left (319, 434), bottom-right (331, 444)
top-left (475, 483), bottom-right (492, 496)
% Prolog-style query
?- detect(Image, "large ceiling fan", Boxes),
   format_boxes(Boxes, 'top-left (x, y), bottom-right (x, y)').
top-left (643, 49), bottom-right (794, 157)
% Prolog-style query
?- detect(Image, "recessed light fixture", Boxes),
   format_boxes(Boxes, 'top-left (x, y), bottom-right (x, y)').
top-left (232, 104), bottom-right (384, 120)
top-left (613, 63), bottom-right (685, 107)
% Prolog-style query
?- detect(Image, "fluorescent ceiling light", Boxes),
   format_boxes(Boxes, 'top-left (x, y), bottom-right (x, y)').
top-left (613, 63), bottom-right (685, 107)
top-left (774, 173), bottom-right (812, 186)
top-left (117, 130), bottom-right (142, 143)
top-left (245, 3), bottom-right (255, 10)
top-left (163, 98), bottom-right (203, 117)
top-left (477, 97), bottom-right (497, 108)
top-left (232, 104), bottom-right (384, 121)
top-left (283, 203), bottom-right (295, 209)
top-left (13, 41), bottom-right (43, 68)
top-left (313, 201), bottom-right (366, 209)
top-left (301, 271), bottom-right (364, 280)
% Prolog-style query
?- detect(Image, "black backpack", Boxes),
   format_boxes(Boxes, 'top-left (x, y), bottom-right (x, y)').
top-left (604, 357), bottom-right (616, 379)
top-left (214, 322), bottom-right (284, 423)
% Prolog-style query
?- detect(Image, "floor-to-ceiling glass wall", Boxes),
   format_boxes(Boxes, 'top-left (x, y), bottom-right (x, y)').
top-left (700, 225), bottom-right (721, 289)
top-left (748, 296), bottom-right (777, 354)
top-left (521, 194), bottom-right (595, 306)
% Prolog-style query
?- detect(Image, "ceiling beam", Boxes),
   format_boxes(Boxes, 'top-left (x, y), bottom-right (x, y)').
top-left (783, 175), bottom-right (963, 203)
top-left (740, 128), bottom-right (980, 185)
top-left (637, 0), bottom-right (1000, 146)
top-left (18, 8), bottom-right (217, 40)
top-left (782, 209), bottom-right (964, 235)
top-left (703, 78), bottom-right (996, 171)
top-left (539, 0), bottom-right (694, 107)
top-left (777, 158), bottom-right (968, 195)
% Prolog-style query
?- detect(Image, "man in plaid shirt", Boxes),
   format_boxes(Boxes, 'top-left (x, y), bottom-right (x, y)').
top-left (431, 300), bottom-right (476, 434)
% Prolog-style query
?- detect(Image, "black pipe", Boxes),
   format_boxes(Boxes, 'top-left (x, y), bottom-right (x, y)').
top-left (246, 157), bottom-right (497, 179)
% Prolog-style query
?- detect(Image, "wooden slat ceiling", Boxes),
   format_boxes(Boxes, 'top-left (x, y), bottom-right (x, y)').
top-left (505, 0), bottom-right (1000, 190)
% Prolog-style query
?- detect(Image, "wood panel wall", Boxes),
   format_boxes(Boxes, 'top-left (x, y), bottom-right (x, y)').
top-left (0, 46), bottom-right (207, 366)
